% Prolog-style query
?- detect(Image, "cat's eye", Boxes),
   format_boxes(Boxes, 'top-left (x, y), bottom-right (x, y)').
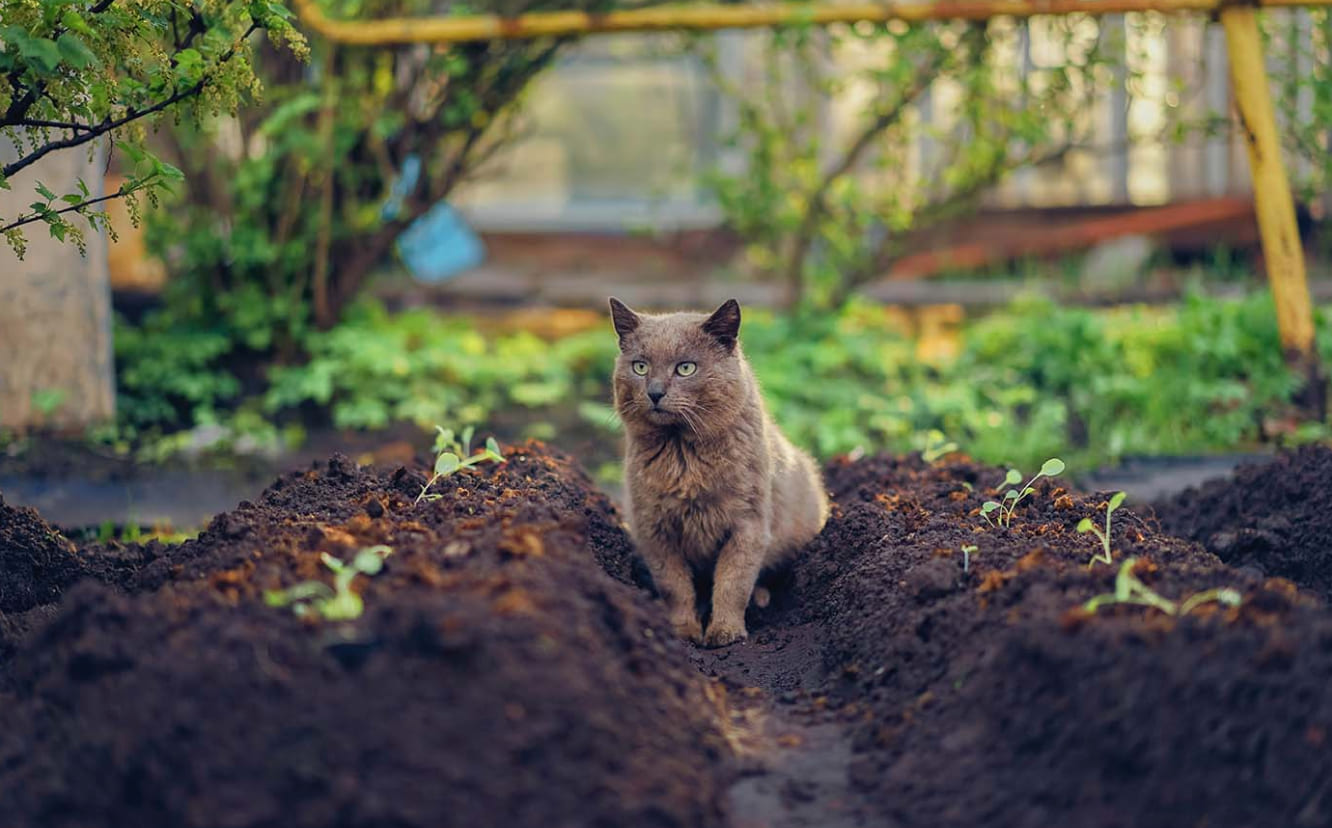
top-left (675, 362), bottom-right (697, 377)
top-left (631, 360), bottom-right (649, 376)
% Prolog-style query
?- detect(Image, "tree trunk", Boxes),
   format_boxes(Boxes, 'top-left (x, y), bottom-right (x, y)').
top-left (0, 139), bottom-right (116, 432)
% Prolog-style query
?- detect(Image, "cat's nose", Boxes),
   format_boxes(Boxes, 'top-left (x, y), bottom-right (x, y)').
top-left (647, 383), bottom-right (666, 405)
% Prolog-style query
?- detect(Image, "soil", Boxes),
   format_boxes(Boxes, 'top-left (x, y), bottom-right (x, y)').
top-left (1155, 444), bottom-right (1332, 601)
top-left (2, 443), bottom-right (1331, 828)
top-left (0, 445), bottom-right (726, 828)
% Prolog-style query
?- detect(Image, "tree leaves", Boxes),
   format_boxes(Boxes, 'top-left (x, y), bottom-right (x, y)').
top-left (0, 0), bottom-right (308, 256)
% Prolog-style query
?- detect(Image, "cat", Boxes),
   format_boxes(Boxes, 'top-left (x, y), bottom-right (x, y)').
top-left (609, 297), bottom-right (829, 647)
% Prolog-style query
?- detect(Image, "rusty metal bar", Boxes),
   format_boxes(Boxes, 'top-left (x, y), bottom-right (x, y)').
top-left (289, 0), bottom-right (1331, 45)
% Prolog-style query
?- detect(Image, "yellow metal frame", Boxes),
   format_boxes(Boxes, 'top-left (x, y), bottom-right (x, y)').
top-left (291, 0), bottom-right (1330, 402)
top-left (291, 0), bottom-right (1321, 43)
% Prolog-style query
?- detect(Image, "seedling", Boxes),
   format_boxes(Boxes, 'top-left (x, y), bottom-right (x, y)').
top-left (918, 430), bottom-right (959, 463)
top-left (1078, 491), bottom-right (1126, 567)
top-left (981, 457), bottom-right (1065, 528)
top-left (416, 425), bottom-right (505, 504)
top-left (961, 544), bottom-right (978, 574)
top-left (1083, 557), bottom-right (1242, 617)
top-left (265, 545), bottom-right (393, 621)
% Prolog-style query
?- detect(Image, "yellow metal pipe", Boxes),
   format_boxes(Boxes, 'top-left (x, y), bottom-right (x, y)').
top-left (290, 0), bottom-right (1331, 45)
top-left (1221, 4), bottom-right (1324, 408)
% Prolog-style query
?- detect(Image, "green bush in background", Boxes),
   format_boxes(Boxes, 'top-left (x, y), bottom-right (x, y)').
top-left (108, 289), bottom-right (1327, 472)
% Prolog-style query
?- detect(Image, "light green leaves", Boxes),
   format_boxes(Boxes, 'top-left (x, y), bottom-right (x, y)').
top-left (435, 452), bottom-right (461, 475)
top-left (417, 425), bottom-right (507, 504)
top-left (1080, 491), bottom-right (1127, 567)
top-left (56, 33), bottom-right (98, 70)
top-left (981, 457), bottom-right (1066, 529)
top-left (265, 544), bottom-right (394, 621)
top-left (1083, 557), bottom-right (1242, 617)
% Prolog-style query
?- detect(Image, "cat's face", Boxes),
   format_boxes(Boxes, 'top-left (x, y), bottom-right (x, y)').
top-left (609, 298), bottom-right (746, 435)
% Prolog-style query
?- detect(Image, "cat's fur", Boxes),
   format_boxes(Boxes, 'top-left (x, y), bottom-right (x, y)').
top-left (609, 297), bottom-right (829, 647)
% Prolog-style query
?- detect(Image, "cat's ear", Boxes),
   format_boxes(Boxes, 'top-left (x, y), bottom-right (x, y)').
top-left (608, 297), bottom-right (640, 344)
top-left (702, 299), bottom-right (741, 351)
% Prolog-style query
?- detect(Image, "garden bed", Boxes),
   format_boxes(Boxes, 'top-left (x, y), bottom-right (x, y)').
top-left (1, 442), bottom-right (1329, 827)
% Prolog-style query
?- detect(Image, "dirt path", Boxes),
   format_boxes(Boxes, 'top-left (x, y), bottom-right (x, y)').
top-left (691, 621), bottom-right (872, 828)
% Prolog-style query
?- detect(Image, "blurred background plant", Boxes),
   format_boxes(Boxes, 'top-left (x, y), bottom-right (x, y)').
top-left (697, 16), bottom-right (1113, 310)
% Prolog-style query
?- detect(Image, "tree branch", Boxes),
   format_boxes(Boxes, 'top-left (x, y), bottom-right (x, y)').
top-left (12, 118), bottom-right (96, 132)
top-left (781, 44), bottom-right (953, 305)
top-left (2, 20), bottom-right (259, 179)
top-left (0, 188), bottom-right (126, 234)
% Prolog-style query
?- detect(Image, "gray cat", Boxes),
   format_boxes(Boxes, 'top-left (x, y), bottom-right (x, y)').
top-left (609, 297), bottom-right (829, 647)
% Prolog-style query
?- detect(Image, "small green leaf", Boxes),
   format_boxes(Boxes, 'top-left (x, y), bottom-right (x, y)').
top-left (34, 181), bottom-right (56, 201)
top-left (981, 501), bottom-right (1000, 513)
top-left (320, 551), bottom-right (346, 573)
top-left (352, 544), bottom-right (392, 574)
top-left (20, 37), bottom-right (62, 73)
top-left (1004, 489), bottom-right (1020, 501)
top-left (485, 436), bottom-right (501, 457)
top-left (56, 33), bottom-right (98, 69)
top-left (1076, 517), bottom-right (1093, 532)
top-left (1040, 458), bottom-right (1066, 477)
top-left (1108, 491), bottom-right (1127, 511)
top-left (435, 452), bottom-right (460, 475)
top-left (1005, 469), bottom-right (1022, 485)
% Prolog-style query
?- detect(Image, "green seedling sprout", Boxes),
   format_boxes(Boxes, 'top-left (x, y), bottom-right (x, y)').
top-left (961, 544), bottom-right (978, 574)
top-left (265, 544), bottom-right (393, 621)
top-left (416, 425), bottom-right (505, 504)
top-left (1078, 491), bottom-right (1126, 567)
top-left (1082, 557), bottom-right (1242, 617)
top-left (919, 430), bottom-right (959, 463)
top-left (981, 458), bottom-right (1065, 528)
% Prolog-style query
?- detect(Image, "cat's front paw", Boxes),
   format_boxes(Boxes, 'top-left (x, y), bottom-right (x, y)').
top-left (702, 622), bottom-right (748, 649)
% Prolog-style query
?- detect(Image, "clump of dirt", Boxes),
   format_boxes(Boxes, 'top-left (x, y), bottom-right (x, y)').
top-left (780, 452), bottom-right (1332, 828)
top-left (0, 443), bottom-right (731, 828)
top-left (1155, 445), bottom-right (1332, 600)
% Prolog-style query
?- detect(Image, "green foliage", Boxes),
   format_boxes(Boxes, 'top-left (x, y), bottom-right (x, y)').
top-left (265, 544), bottom-right (393, 621)
top-left (1083, 557), bottom-right (1242, 617)
top-left (1078, 491), bottom-right (1126, 567)
top-left (263, 302), bottom-right (613, 431)
top-left (0, 0), bottom-right (306, 254)
top-left (980, 457), bottom-right (1065, 528)
top-left (697, 18), bottom-right (1112, 309)
top-left (417, 425), bottom-right (504, 504)
top-left (112, 289), bottom-right (1331, 472)
top-left (113, 314), bottom-right (242, 432)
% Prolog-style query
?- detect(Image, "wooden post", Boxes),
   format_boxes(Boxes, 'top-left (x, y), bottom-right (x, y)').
top-left (1221, 3), bottom-right (1326, 417)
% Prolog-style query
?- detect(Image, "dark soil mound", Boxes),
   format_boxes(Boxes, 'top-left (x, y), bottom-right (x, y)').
top-left (0, 496), bottom-right (86, 614)
top-left (1154, 445), bottom-right (1332, 600)
top-left (785, 453), bottom-right (1332, 828)
top-left (0, 443), bottom-right (729, 828)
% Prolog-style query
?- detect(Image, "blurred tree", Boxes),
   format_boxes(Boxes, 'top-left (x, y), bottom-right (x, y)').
top-left (697, 19), bottom-right (1113, 310)
top-left (0, 0), bottom-right (306, 256)
top-left (151, 0), bottom-right (614, 341)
